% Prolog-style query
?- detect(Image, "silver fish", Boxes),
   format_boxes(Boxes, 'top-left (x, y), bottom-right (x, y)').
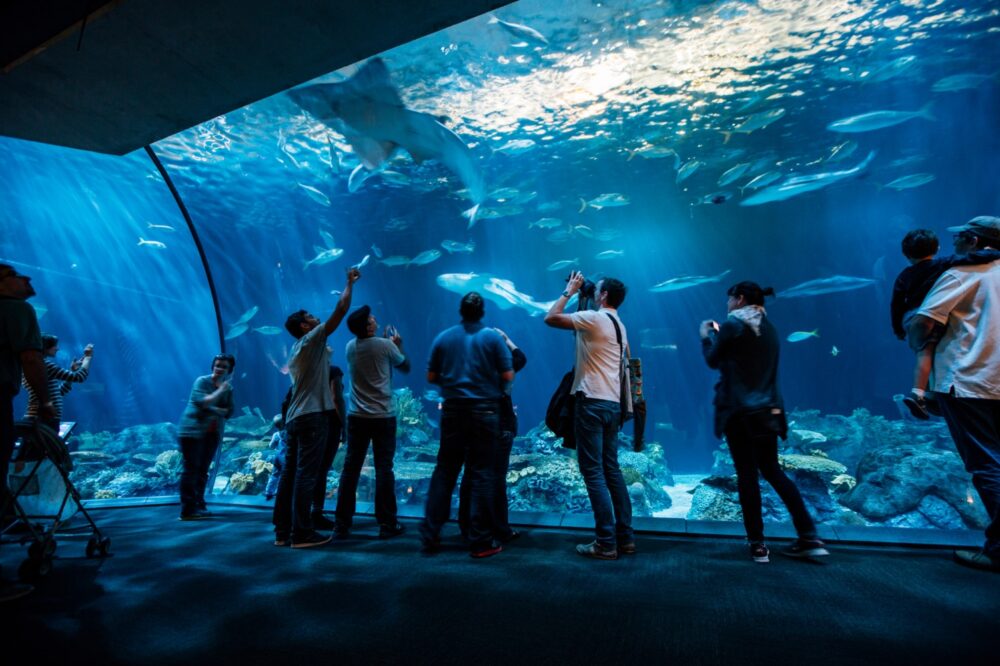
top-left (297, 183), bottom-right (331, 207)
top-left (409, 249), bottom-right (442, 266)
top-left (675, 159), bottom-right (703, 184)
top-left (488, 15), bottom-right (549, 46)
top-left (379, 256), bottom-right (412, 267)
top-left (530, 217), bottom-right (563, 229)
top-left (232, 306), bottom-right (259, 326)
top-left (579, 193), bottom-right (630, 211)
top-left (441, 240), bottom-right (476, 254)
top-left (827, 103), bottom-right (934, 133)
top-left (777, 275), bottom-right (878, 299)
top-left (547, 259), bottom-right (578, 272)
top-left (650, 269), bottom-right (731, 293)
top-left (352, 254), bottom-right (371, 269)
top-left (723, 108), bottom-right (785, 142)
top-left (137, 238), bottom-right (167, 249)
top-left (932, 72), bottom-right (998, 93)
top-left (741, 152), bottom-right (876, 206)
top-left (741, 172), bottom-right (781, 192)
top-left (595, 250), bottom-right (624, 260)
top-left (304, 246), bottom-right (344, 270)
top-left (371, 244), bottom-right (383, 258)
top-left (253, 326), bottom-right (283, 335)
top-left (884, 173), bottom-right (935, 190)
top-left (718, 163), bottom-right (751, 187)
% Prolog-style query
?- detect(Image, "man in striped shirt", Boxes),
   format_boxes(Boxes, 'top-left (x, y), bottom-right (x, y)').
top-left (23, 334), bottom-right (93, 430)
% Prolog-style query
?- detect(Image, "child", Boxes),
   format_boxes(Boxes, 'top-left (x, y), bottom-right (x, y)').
top-left (891, 229), bottom-right (1000, 419)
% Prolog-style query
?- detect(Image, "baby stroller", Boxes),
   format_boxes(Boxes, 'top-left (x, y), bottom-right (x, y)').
top-left (1, 420), bottom-right (111, 581)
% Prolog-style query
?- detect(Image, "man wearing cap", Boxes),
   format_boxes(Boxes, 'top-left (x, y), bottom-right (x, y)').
top-left (0, 264), bottom-right (54, 601)
top-left (333, 305), bottom-right (409, 539)
top-left (421, 292), bottom-right (513, 558)
top-left (911, 216), bottom-right (1000, 572)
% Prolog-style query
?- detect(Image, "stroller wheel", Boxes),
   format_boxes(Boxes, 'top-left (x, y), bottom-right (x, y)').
top-left (28, 539), bottom-right (57, 560)
top-left (99, 537), bottom-right (111, 556)
top-left (86, 537), bottom-right (99, 558)
top-left (18, 556), bottom-right (52, 581)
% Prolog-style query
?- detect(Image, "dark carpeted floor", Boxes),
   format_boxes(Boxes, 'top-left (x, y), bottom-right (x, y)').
top-left (2, 505), bottom-right (998, 665)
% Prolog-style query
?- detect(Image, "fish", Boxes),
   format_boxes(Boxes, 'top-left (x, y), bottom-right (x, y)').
top-left (303, 246), bottom-right (344, 270)
top-left (654, 422), bottom-right (676, 431)
top-left (441, 240), bottom-right (476, 254)
top-left (740, 151), bottom-right (876, 206)
top-left (579, 193), bottom-right (630, 211)
top-left (348, 163), bottom-right (382, 193)
top-left (695, 192), bottom-right (733, 205)
top-left (496, 139), bottom-right (536, 155)
top-left (718, 163), bottom-right (751, 187)
top-left (573, 225), bottom-right (595, 239)
top-left (137, 238), bottom-right (167, 249)
top-left (253, 326), bottom-right (283, 335)
top-left (787, 330), bottom-right (820, 343)
top-left (826, 103), bottom-right (935, 133)
top-left (287, 58), bottom-right (486, 223)
top-left (722, 108), bottom-right (786, 143)
top-left (297, 183), bottom-right (331, 206)
top-left (650, 269), bottom-right (732, 293)
top-left (546, 229), bottom-right (572, 244)
top-left (932, 72), bottom-right (998, 93)
top-left (628, 145), bottom-right (678, 162)
top-left (488, 15), bottom-right (549, 46)
top-left (675, 159), bottom-right (703, 184)
top-left (379, 256), bottom-right (412, 267)
top-left (741, 172), bottom-right (781, 193)
top-left (371, 244), bottom-right (383, 258)
top-left (831, 346), bottom-right (840, 357)
top-left (147, 223), bottom-right (176, 232)
top-left (530, 217), bottom-right (563, 229)
top-left (352, 254), bottom-right (371, 269)
top-left (437, 272), bottom-right (567, 317)
top-left (409, 249), bottom-right (442, 266)
top-left (884, 173), bottom-right (935, 190)
top-left (641, 343), bottom-right (678, 351)
top-left (595, 250), bottom-right (625, 260)
top-left (224, 322), bottom-right (250, 341)
top-left (232, 306), bottom-right (260, 326)
top-left (489, 187), bottom-right (521, 201)
top-left (826, 140), bottom-right (859, 163)
top-left (777, 275), bottom-right (878, 298)
top-left (547, 259), bottom-right (578, 272)
top-left (422, 389), bottom-right (442, 402)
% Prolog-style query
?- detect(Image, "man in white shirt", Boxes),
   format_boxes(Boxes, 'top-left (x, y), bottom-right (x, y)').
top-left (545, 271), bottom-right (634, 560)
top-left (912, 216), bottom-right (1000, 572)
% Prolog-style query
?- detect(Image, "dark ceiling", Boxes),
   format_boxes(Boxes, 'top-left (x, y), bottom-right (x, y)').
top-left (0, 0), bottom-right (514, 155)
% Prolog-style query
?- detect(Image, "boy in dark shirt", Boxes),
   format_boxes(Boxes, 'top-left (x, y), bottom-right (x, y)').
top-left (891, 229), bottom-right (1000, 418)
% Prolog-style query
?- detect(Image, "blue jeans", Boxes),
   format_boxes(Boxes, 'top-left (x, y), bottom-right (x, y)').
top-left (459, 426), bottom-right (516, 540)
top-left (937, 394), bottom-right (1000, 556)
top-left (574, 397), bottom-right (633, 547)
top-left (421, 400), bottom-right (500, 552)
top-left (272, 411), bottom-right (329, 539)
top-left (335, 415), bottom-right (398, 527)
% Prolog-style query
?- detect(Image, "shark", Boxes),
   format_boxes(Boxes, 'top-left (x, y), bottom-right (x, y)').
top-left (287, 58), bottom-right (486, 225)
top-left (436, 272), bottom-right (575, 317)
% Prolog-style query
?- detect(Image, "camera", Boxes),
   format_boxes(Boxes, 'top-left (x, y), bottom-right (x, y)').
top-left (564, 274), bottom-right (597, 300)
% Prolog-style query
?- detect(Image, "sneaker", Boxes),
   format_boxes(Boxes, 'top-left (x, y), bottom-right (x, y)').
top-left (953, 549), bottom-right (1000, 572)
top-left (290, 531), bottom-right (333, 549)
top-left (618, 541), bottom-right (637, 555)
top-left (0, 582), bottom-right (33, 603)
top-left (311, 514), bottom-right (337, 531)
top-left (782, 538), bottom-right (829, 559)
top-left (750, 542), bottom-right (770, 563)
top-left (902, 392), bottom-right (930, 420)
top-left (378, 522), bottom-right (406, 539)
top-left (179, 509), bottom-right (211, 521)
top-left (470, 543), bottom-right (503, 559)
top-left (273, 534), bottom-right (290, 547)
top-left (575, 540), bottom-right (618, 560)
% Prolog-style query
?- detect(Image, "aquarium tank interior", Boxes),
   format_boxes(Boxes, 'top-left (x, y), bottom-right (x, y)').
top-left (3, 0), bottom-right (999, 538)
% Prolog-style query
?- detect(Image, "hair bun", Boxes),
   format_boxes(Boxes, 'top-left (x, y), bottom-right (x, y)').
top-left (762, 287), bottom-right (776, 297)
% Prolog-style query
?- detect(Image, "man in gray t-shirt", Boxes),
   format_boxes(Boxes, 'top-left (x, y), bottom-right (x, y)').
top-left (272, 267), bottom-right (359, 549)
top-left (334, 305), bottom-right (410, 538)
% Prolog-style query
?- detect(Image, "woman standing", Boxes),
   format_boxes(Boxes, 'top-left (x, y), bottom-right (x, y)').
top-left (177, 354), bottom-right (235, 520)
top-left (700, 281), bottom-right (828, 563)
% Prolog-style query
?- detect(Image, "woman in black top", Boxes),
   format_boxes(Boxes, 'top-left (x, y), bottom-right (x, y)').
top-left (700, 281), bottom-right (828, 563)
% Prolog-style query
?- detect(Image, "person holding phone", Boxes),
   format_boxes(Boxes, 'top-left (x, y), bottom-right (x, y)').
top-left (23, 335), bottom-right (94, 430)
top-left (177, 353), bottom-right (236, 520)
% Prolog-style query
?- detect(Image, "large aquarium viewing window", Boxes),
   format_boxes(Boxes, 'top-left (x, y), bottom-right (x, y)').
top-left (4, 0), bottom-right (999, 538)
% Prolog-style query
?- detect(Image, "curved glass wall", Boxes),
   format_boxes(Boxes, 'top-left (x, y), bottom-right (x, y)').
top-left (4, 0), bottom-right (999, 537)
top-left (0, 137), bottom-right (218, 500)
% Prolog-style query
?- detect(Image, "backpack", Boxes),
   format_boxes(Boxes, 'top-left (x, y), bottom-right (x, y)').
top-left (545, 369), bottom-right (577, 449)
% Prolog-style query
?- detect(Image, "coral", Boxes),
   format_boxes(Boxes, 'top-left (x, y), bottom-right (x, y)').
top-left (94, 489), bottom-right (117, 500)
top-left (153, 449), bottom-right (183, 482)
top-left (228, 472), bottom-right (257, 494)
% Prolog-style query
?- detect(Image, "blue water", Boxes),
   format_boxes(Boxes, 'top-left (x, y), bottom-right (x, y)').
top-left (3, 0), bottom-right (999, 484)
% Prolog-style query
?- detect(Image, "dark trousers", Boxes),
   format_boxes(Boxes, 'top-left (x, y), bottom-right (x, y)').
top-left (937, 394), bottom-right (1000, 556)
top-left (1, 398), bottom-right (13, 518)
top-left (312, 411), bottom-right (343, 515)
top-left (726, 415), bottom-right (817, 542)
top-left (272, 411), bottom-right (329, 539)
top-left (178, 433), bottom-right (221, 514)
top-left (421, 401), bottom-right (500, 552)
top-left (574, 397), bottom-right (633, 547)
top-left (459, 426), bottom-right (515, 540)
top-left (335, 415), bottom-right (398, 527)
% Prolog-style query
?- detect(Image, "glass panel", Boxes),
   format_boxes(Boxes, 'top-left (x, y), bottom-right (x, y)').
top-left (0, 137), bottom-right (218, 502)
top-left (152, 0), bottom-right (999, 536)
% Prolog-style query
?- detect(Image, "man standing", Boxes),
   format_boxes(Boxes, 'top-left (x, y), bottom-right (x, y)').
top-left (274, 267), bottom-right (360, 549)
top-left (333, 305), bottom-right (409, 538)
top-left (0, 264), bottom-right (53, 600)
top-left (421, 293), bottom-right (513, 558)
top-left (545, 271), bottom-right (634, 560)
top-left (912, 216), bottom-right (1000, 572)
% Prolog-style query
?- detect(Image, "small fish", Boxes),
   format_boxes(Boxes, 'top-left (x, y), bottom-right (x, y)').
top-left (741, 172), bottom-right (781, 193)
top-left (297, 183), bottom-right (331, 206)
top-left (595, 250), bottom-right (625, 260)
top-left (530, 217), bottom-right (563, 229)
top-left (722, 108), bottom-right (786, 143)
top-left (827, 103), bottom-right (935, 133)
top-left (137, 237), bottom-right (167, 249)
top-left (932, 72), bottom-right (998, 93)
top-left (147, 223), bottom-right (176, 232)
top-left (496, 139), bottom-right (536, 155)
top-left (303, 247), bottom-right (344, 270)
top-left (488, 15), bottom-right (549, 46)
top-left (650, 269), bottom-right (731, 293)
top-left (224, 322), bottom-right (250, 341)
top-left (695, 192), bottom-right (733, 205)
top-left (579, 193), bottom-right (630, 211)
top-left (352, 254), bottom-right (371, 270)
top-left (547, 259), bottom-right (578, 272)
top-left (675, 159), bottom-right (703, 184)
top-left (826, 140), bottom-right (859, 163)
top-left (884, 173), bottom-right (935, 190)
top-left (409, 249), bottom-right (442, 266)
top-left (253, 326), bottom-right (283, 335)
top-left (654, 422), bottom-right (675, 431)
top-left (371, 244), bottom-right (383, 259)
top-left (641, 343), bottom-right (678, 351)
top-left (441, 240), bottom-right (476, 254)
top-left (831, 346), bottom-right (840, 357)
top-left (422, 389), bottom-right (442, 402)
top-left (778, 275), bottom-right (878, 298)
top-left (574, 225), bottom-right (595, 239)
top-left (787, 330), bottom-right (820, 343)
top-left (232, 306), bottom-right (260, 326)
top-left (379, 256), bottom-right (412, 267)
top-left (489, 187), bottom-right (521, 201)
top-left (718, 163), bottom-right (751, 187)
